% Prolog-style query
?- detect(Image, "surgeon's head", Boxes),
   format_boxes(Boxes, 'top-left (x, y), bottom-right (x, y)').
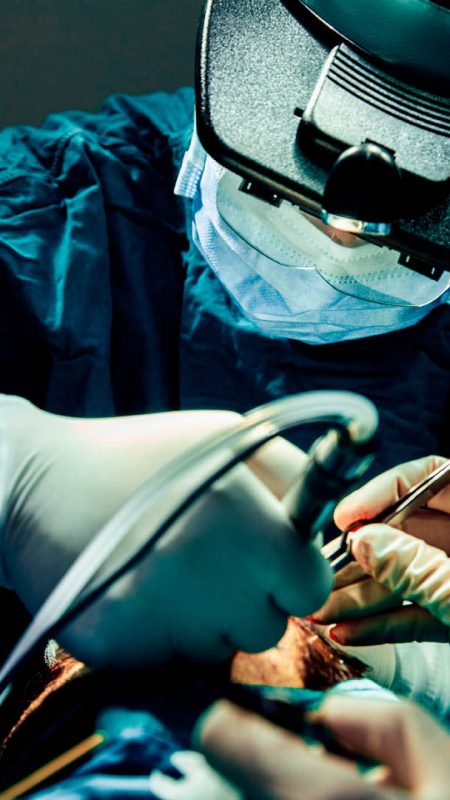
top-left (176, 1), bottom-right (450, 345)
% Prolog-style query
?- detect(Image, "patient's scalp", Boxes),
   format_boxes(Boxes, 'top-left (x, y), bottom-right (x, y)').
top-left (231, 617), bottom-right (364, 690)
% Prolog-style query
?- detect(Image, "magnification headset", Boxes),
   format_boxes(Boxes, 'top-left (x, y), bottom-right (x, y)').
top-left (196, 0), bottom-right (450, 279)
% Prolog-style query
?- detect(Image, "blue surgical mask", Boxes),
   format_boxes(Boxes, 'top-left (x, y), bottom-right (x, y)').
top-left (175, 132), bottom-right (450, 345)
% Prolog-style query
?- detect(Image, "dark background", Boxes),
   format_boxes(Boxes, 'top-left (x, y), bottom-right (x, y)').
top-left (0, 0), bottom-right (203, 126)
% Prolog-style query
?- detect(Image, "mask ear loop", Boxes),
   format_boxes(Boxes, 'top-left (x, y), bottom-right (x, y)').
top-left (174, 118), bottom-right (207, 200)
top-left (0, 391), bottom-right (378, 708)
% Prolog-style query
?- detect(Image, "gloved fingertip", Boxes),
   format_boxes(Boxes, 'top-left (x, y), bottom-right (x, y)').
top-left (192, 700), bottom-right (229, 750)
top-left (327, 625), bottom-right (344, 644)
top-left (328, 624), bottom-right (368, 646)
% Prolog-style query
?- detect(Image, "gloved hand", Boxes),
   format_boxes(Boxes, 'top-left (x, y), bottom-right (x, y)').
top-left (195, 695), bottom-right (450, 799)
top-left (0, 395), bottom-right (331, 668)
top-left (313, 455), bottom-right (450, 644)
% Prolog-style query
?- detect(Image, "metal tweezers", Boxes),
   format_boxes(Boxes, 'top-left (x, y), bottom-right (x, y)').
top-left (325, 459), bottom-right (450, 572)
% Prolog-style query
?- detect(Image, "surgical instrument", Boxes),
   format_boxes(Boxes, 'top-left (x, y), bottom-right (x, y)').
top-left (326, 459), bottom-right (450, 572)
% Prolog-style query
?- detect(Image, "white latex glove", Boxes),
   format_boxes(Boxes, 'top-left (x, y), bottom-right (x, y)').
top-left (0, 395), bottom-right (331, 668)
top-left (313, 455), bottom-right (450, 645)
top-left (195, 695), bottom-right (450, 800)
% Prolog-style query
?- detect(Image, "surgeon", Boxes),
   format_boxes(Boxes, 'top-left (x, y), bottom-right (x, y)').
top-left (0, 3), bottom-right (450, 796)
top-left (0, 0), bottom-right (449, 713)
top-left (0, 1), bottom-right (448, 470)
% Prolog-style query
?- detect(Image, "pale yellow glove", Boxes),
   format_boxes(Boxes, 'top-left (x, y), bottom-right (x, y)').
top-left (313, 455), bottom-right (450, 644)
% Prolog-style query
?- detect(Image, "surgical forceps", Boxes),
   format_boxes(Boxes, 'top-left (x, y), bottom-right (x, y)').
top-left (325, 459), bottom-right (450, 572)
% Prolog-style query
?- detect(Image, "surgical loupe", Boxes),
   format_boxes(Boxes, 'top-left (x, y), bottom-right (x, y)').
top-left (197, 0), bottom-right (450, 277)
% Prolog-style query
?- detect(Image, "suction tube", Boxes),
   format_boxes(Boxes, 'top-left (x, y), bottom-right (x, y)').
top-left (0, 391), bottom-right (378, 699)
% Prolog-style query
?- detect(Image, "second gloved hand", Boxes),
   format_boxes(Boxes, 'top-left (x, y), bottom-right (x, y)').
top-left (196, 695), bottom-right (450, 799)
top-left (0, 396), bottom-right (332, 668)
top-left (313, 455), bottom-right (450, 644)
